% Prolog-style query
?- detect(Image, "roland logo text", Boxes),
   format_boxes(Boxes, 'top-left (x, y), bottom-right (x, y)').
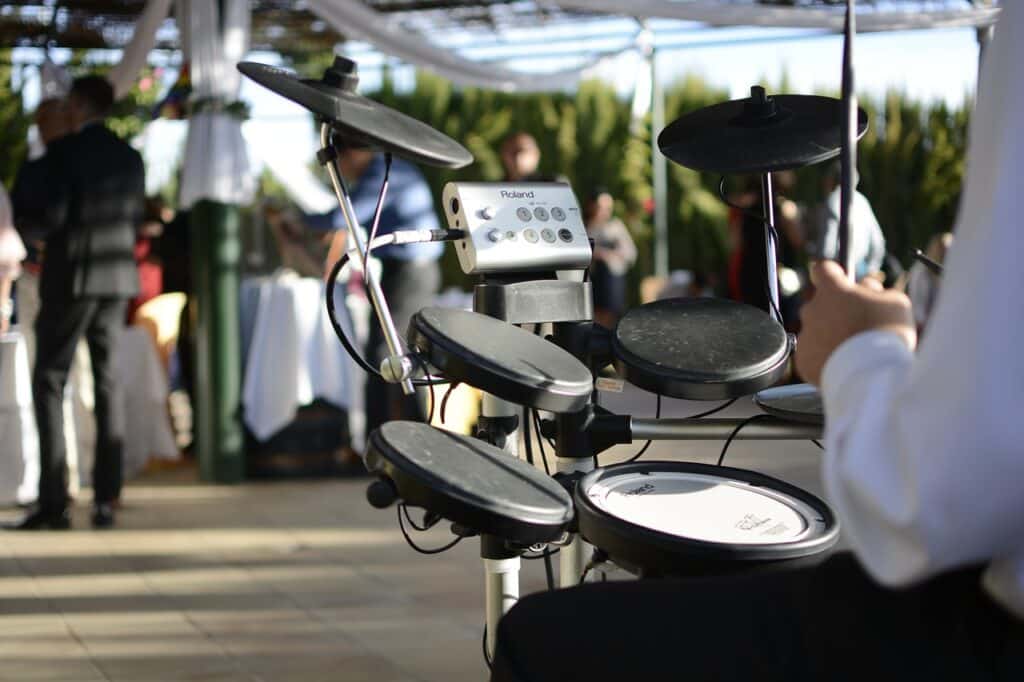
top-left (500, 190), bottom-right (535, 199)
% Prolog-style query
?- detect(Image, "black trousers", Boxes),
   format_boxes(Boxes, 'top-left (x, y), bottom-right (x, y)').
top-left (364, 258), bottom-right (441, 441)
top-left (492, 552), bottom-right (1024, 682)
top-left (33, 297), bottom-right (127, 511)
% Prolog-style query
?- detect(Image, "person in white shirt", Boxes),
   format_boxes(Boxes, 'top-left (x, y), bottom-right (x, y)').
top-left (488, 5), bottom-right (1023, 680)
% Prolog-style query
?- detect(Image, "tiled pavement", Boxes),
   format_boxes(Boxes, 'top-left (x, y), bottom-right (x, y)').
top-left (0, 387), bottom-right (830, 681)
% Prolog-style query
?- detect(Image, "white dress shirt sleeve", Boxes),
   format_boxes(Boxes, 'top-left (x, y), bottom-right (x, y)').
top-left (819, 2), bottom-right (1024, 612)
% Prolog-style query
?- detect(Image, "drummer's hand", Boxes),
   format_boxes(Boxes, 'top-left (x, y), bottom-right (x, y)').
top-left (796, 260), bottom-right (916, 385)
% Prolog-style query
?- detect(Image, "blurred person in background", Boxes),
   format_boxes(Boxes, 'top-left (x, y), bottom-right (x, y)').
top-left (323, 145), bottom-right (441, 453)
top-left (9, 76), bottom-right (145, 531)
top-left (127, 196), bottom-right (171, 323)
top-left (500, 131), bottom-right (544, 182)
top-left (584, 188), bottom-right (637, 329)
top-left (10, 97), bottom-right (73, 362)
top-left (264, 203), bottom-right (333, 278)
top-left (809, 162), bottom-right (886, 282)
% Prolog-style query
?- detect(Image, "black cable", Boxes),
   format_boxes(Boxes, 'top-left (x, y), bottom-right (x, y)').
top-left (542, 549), bottom-right (556, 591)
top-left (811, 439), bottom-right (824, 450)
top-left (718, 176), bottom-right (786, 325)
top-left (624, 393), bottom-right (662, 463)
top-left (439, 381), bottom-right (460, 424)
top-left (401, 504), bottom-right (431, 532)
top-left (578, 549), bottom-right (608, 585)
top-left (686, 397), bottom-right (738, 420)
top-left (482, 625), bottom-right (493, 669)
top-left (397, 505), bottom-right (462, 555)
top-left (532, 409), bottom-right (551, 476)
top-left (522, 405), bottom-right (536, 466)
top-left (325, 251), bottom-right (447, 387)
top-left (363, 152), bottom-right (392, 278)
top-left (326, 252), bottom-right (381, 378)
top-left (716, 414), bottom-right (773, 467)
top-left (415, 356), bottom-right (437, 424)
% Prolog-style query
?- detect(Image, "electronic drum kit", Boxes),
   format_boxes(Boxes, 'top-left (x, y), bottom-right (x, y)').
top-left (238, 17), bottom-right (860, 668)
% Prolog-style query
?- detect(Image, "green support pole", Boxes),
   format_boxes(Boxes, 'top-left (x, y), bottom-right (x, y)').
top-left (190, 199), bottom-right (245, 483)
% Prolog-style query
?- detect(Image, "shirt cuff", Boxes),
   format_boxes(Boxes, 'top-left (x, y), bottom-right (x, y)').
top-left (821, 329), bottom-right (914, 403)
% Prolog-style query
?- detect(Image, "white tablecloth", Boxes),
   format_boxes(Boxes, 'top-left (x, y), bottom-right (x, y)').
top-left (241, 272), bottom-right (362, 445)
top-left (72, 325), bottom-right (179, 485)
top-left (0, 333), bottom-right (40, 505)
top-left (0, 326), bottom-right (178, 506)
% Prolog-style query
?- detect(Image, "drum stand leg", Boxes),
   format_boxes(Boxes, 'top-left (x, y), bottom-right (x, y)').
top-left (556, 457), bottom-right (594, 587)
top-left (482, 535), bottom-right (520, 659)
top-left (477, 392), bottom-right (522, 658)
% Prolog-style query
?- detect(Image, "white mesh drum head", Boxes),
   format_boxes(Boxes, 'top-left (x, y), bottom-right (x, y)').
top-left (585, 471), bottom-right (817, 545)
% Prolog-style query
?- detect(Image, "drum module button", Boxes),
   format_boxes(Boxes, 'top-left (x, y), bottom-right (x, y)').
top-left (516, 207), bottom-right (532, 222)
top-left (541, 228), bottom-right (556, 243)
top-left (479, 206), bottom-right (497, 220)
top-left (505, 230), bottom-right (518, 241)
top-left (558, 228), bottom-right (573, 243)
top-left (524, 229), bottom-right (540, 243)
top-left (533, 207), bottom-right (550, 221)
top-left (487, 229), bottom-right (505, 243)
top-left (551, 207), bottom-right (567, 221)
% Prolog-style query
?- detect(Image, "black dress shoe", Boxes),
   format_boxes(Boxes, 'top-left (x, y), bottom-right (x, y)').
top-left (5, 508), bottom-right (71, 531)
top-left (92, 503), bottom-right (115, 529)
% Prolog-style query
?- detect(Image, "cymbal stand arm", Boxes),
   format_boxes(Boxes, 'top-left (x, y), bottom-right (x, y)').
top-left (320, 123), bottom-right (414, 395)
top-left (761, 172), bottom-right (782, 323)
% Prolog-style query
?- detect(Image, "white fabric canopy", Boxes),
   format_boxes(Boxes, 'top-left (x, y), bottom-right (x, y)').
top-left (551, 1), bottom-right (999, 32)
top-left (306, 0), bottom-right (618, 92)
top-left (107, 0), bottom-right (173, 100)
top-left (178, 0), bottom-right (255, 209)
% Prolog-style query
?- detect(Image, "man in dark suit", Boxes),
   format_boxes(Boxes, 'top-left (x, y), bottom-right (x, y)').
top-left (11, 75), bottom-right (144, 530)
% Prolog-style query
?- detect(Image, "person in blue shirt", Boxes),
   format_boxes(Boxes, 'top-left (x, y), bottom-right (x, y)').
top-left (323, 146), bottom-right (442, 446)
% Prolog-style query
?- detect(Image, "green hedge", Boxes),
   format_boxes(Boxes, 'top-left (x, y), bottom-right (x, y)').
top-left (364, 72), bottom-right (970, 291)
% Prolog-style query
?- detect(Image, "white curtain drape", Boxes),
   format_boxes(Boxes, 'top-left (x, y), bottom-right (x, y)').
top-left (550, 1), bottom-right (999, 33)
top-left (178, 0), bottom-right (254, 209)
top-left (106, 0), bottom-right (173, 99)
top-left (306, 0), bottom-right (617, 92)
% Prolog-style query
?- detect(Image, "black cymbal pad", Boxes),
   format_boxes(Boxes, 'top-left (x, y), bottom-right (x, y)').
top-left (754, 383), bottom-right (824, 425)
top-left (238, 60), bottom-right (473, 169)
top-left (409, 307), bottom-right (593, 414)
top-left (658, 88), bottom-right (868, 174)
top-left (366, 421), bottom-right (574, 545)
top-left (613, 297), bottom-right (790, 401)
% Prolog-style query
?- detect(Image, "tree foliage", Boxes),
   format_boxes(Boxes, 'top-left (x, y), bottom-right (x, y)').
top-left (362, 72), bottom-right (970, 290)
top-left (0, 50), bottom-right (31, 189)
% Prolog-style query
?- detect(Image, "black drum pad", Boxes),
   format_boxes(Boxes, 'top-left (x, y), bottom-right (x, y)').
top-left (366, 421), bottom-right (574, 545)
top-left (755, 383), bottom-right (824, 425)
top-left (613, 298), bottom-right (790, 400)
top-left (409, 307), bottom-right (592, 413)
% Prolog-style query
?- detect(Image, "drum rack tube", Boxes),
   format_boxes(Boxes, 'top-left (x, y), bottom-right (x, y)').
top-left (630, 416), bottom-right (821, 441)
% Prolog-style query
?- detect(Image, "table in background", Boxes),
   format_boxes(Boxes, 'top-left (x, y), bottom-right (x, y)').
top-left (241, 272), bottom-right (364, 453)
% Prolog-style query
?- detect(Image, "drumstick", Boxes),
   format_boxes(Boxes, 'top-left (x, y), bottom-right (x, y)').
top-left (836, 0), bottom-right (858, 282)
top-left (912, 249), bottom-right (944, 277)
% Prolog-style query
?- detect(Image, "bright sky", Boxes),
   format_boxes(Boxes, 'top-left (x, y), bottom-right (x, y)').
top-left (13, 21), bottom-right (982, 197)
